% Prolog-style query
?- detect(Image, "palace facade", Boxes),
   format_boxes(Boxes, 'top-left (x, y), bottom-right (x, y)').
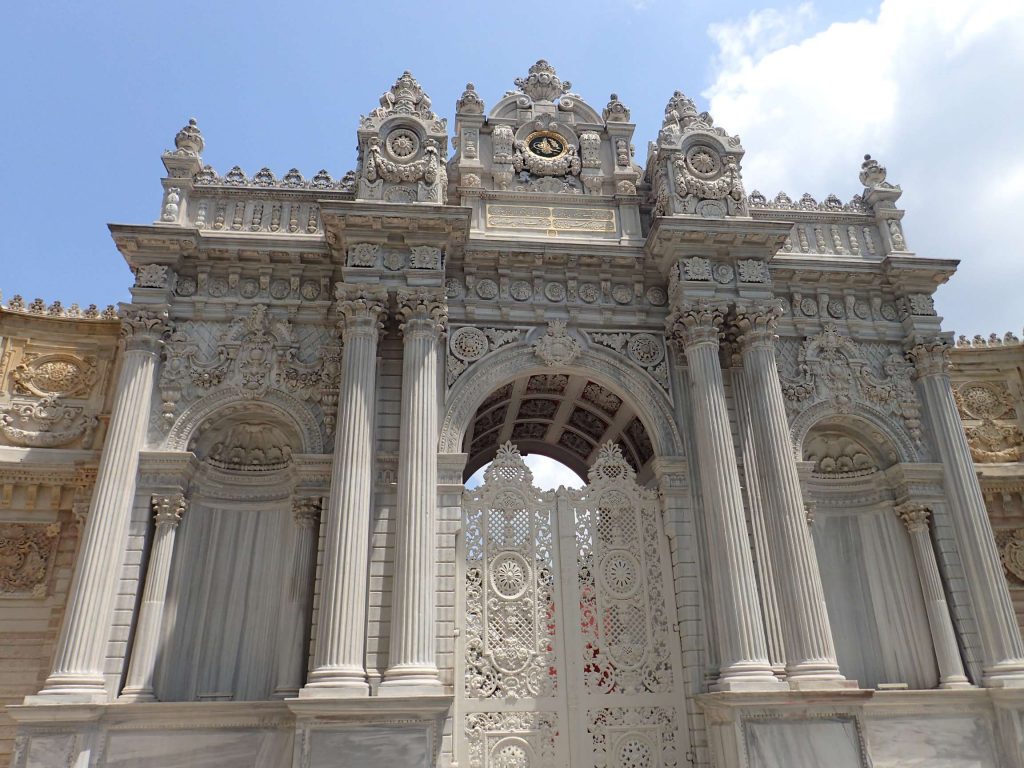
top-left (2, 61), bottom-right (1024, 767)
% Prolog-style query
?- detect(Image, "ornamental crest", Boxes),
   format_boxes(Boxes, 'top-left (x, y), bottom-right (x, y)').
top-left (998, 529), bottom-right (1024, 583)
top-left (0, 396), bottom-right (98, 448)
top-left (533, 320), bottom-right (581, 367)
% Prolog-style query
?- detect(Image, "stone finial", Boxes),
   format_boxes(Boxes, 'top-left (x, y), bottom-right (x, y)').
top-left (360, 70), bottom-right (442, 131)
top-left (663, 90), bottom-right (699, 127)
top-left (514, 60), bottom-right (571, 102)
top-left (173, 118), bottom-right (204, 157)
top-left (456, 82), bottom-right (485, 115)
top-left (603, 93), bottom-right (631, 123)
top-left (859, 154), bottom-right (886, 187)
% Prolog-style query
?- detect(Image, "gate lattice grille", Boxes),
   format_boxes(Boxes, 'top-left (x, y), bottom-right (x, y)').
top-left (459, 442), bottom-right (685, 768)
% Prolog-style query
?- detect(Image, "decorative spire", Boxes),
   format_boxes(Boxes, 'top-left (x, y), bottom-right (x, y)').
top-left (173, 118), bottom-right (204, 157)
top-left (514, 60), bottom-right (571, 102)
top-left (456, 82), bottom-right (485, 115)
top-left (360, 71), bottom-right (443, 130)
top-left (603, 93), bottom-right (630, 123)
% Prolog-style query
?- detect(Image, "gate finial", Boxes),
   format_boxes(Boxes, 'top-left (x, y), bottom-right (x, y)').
top-left (484, 441), bottom-right (534, 486)
top-left (588, 441), bottom-right (636, 485)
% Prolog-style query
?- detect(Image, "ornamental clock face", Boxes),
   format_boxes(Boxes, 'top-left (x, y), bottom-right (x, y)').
top-left (526, 131), bottom-right (566, 158)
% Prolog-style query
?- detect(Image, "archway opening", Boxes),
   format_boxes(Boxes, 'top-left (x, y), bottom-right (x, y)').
top-left (460, 372), bottom-right (656, 485)
top-left (466, 453), bottom-right (584, 491)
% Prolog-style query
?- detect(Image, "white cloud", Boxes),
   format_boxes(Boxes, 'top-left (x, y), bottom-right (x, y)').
top-left (703, 0), bottom-right (1024, 337)
top-left (464, 454), bottom-right (584, 490)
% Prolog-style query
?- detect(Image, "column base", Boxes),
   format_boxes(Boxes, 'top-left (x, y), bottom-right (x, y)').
top-left (939, 679), bottom-right (975, 690)
top-left (299, 669), bottom-right (370, 698)
top-left (788, 678), bottom-right (861, 691)
top-left (29, 674), bottom-right (110, 704)
top-left (712, 677), bottom-right (787, 692)
top-left (379, 664), bottom-right (444, 696)
top-left (117, 689), bottom-right (157, 703)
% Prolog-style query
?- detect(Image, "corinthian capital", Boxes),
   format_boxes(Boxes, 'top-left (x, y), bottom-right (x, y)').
top-left (906, 336), bottom-right (951, 379)
top-left (665, 299), bottom-right (727, 349)
top-left (732, 298), bottom-right (785, 351)
top-left (292, 497), bottom-right (322, 527)
top-left (120, 306), bottom-right (170, 351)
top-left (152, 493), bottom-right (187, 528)
top-left (895, 502), bottom-right (931, 534)
top-left (334, 284), bottom-right (389, 339)
top-left (396, 287), bottom-right (448, 337)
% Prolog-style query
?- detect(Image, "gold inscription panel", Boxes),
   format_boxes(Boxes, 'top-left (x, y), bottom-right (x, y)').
top-left (486, 204), bottom-right (617, 236)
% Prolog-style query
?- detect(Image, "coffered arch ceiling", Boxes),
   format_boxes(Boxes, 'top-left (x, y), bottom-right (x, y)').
top-left (463, 373), bottom-right (655, 484)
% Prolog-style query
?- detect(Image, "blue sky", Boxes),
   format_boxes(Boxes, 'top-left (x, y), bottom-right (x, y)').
top-left (2, 2), bottom-right (1021, 333)
top-left (4, 0), bottom-right (1021, 488)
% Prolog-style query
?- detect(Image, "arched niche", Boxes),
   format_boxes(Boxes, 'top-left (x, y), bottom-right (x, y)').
top-left (155, 404), bottom-right (314, 703)
top-left (801, 416), bottom-right (939, 690)
top-left (440, 343), bottom-right (684, 483)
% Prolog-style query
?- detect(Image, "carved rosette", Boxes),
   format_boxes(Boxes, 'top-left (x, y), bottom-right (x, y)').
top-left (152, 493), bottom-right (187, 529)
top-left (447, 326), bottom-right (521, 386)
top-left (120, 306), bottom-right (170, 352)
top-left (334, 284), bottom-right (389, 341)
top-left (895, 502), bottom-right (931, 534)
top-left (665, 300), bottom-right (726, 349)
top-left (397, 288), bottom-right (448, 339)
top-left (732, 299), bottom-right (785, 350)
top-left (533, 320), bottom-right (581, 367)
top-left (0, 522), bottom-right (61, 598)
top-left (907, 337), bottom-right (952, 379)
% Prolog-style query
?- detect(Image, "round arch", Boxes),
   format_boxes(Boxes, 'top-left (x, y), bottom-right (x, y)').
top-left (439, 342), bottom-right (685, 460)
top-left (789, 401), bottom-right (920, 467)
top-left (164, 387), bottom-right (326, 454)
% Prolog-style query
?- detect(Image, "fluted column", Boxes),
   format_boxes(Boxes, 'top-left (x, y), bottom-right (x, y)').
top-left (302, 284), bottom-right (387, 697)
top-left (273, 497), bottom-right (321, 698)
top-left (667, 301), bottom-right (780, 690)
top-left (908, 339), bottom-right (1024, 686)
top-left (119, 493), bottom-right (187, 702)
top-left (895, 503), bottom-right (972, 689)
top-left (38, 307), bottom-right (168, 700)
top-left (381, 288), bottom-right (447, 695)
top-left (732, 300), bottom-right (846, 686)
top-left (732, 356), bottom-right (787, 676)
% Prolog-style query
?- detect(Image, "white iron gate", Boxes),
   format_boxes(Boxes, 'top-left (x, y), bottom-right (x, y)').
top-left (458, 442), bottom-right (686, 768)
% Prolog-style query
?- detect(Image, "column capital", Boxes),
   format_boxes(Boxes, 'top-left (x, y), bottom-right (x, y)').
top-left (151, 493), bottom-right (186, 528)
top-left (731, 298), bottom-right (785, 351)
top-left (120, 305), bottom-right (170, 352)
top-left (334, 284), bottom-right (389, 340)
top-left (666, 299), bottom-right (728, 349)
top-left (396, 287), bottom-right (448, 338)
top-left (906, 336), bottom-right (952, 379)
top-left (292, 496), bottom-right (322, 527)
top-left (895, 501), bottom-right (931, 533)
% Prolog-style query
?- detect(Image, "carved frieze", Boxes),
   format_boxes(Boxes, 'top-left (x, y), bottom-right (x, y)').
top-left (954, 381), bottom-right (1023, 462)
top-left (0, 521), bottom-right (60, 598)
top-left (159, 305), bottom-right (338, 432)
top-left (0, 396), bottom-right (98, 448)
top-left (779, 324), bottom-right (922, 445)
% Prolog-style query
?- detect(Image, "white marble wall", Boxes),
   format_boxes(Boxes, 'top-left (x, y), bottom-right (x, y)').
top-left (864, 714), bottom-right (997, 767)
top-left (103, 729), bottom-right (293, 768)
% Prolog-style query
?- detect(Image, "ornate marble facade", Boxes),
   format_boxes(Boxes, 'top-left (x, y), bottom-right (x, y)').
top-left (2, 61), bottom-right (1024, 767)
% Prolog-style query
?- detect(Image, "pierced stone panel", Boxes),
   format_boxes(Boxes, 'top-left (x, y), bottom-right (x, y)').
top-left (459, 441), bottom-right (684, 768)
top-left (464, 445), bottom-right (559, 699)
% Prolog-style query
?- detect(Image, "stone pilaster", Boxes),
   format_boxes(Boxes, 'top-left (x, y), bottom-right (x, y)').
top-left (732, 300), bottom-right (847, 687)
top-left (119, 493), bottom-right (187, 702)
top-left (273, 497), bottom-right (321, 698)
top-left (908, 338), bottom-right (1024, 686)
top-left (301, 284), bottom-right (387, 697)
top-left (381, 288), bottom-right (447, 695)
top-left (667, 301), bottom-right (780, 690)
top-left (37, 307), bottom-right (168, 700)
top-left (895, 502), bottom-right (972, 689)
